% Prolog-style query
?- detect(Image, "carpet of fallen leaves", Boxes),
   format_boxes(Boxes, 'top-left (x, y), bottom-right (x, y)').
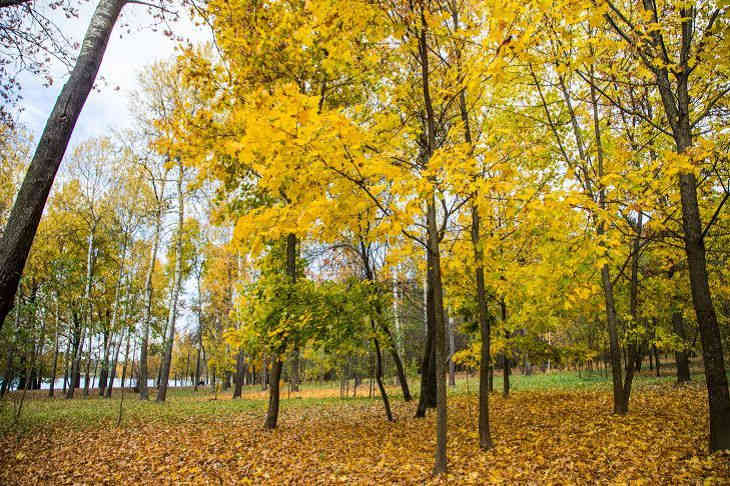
top-left (1, 382), bottom-right (729, 485)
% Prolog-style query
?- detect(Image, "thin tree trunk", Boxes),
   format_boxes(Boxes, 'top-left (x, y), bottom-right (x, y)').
top-left (66, 311), bottom-right (83, 399)
top-left (139, 178), bottom-right (165, 400)
top-left (106, 328), bottom-right (124, 398)
top-left (120, 329), bottom-right (131, 390)
top-left (502, 303), bottom-right (510, 398)
top-left (383, 323), bottom-right (411, 401)
top-left (673, 312), bottom-right (691, 383)
top-left (416, 253), bottom-right (436, 417)
top-left (472, 205), bottom-right (493, 449)
top-left (447, 309), bottom-right (455, 387)
top-left (371, 320), bottom-right (393, 422)
top-left (101, 236), bottom-right (128, 396)
top-left (49, 300), bottom-right (60, 397)
top-left (157, 161), bottom-right (185, 403)
top-left (83, 328), bottom-right (92, 396)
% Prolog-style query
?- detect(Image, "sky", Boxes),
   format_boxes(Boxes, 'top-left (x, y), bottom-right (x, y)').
top-left (18, 0), bottom-right (211, 151)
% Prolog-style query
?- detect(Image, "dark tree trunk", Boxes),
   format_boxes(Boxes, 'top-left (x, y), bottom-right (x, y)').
top-left (49, 324), bottom-right (59, 397)
top-left (653, 344), bottom-right (660, 377)
top-left (264, 233), bottom-right (296, 428)
top-left (502, 304), bottom-right (510, 398)
top-left (98, 330), bottom-right (110, 396)
top-left (233, 350), bottom-right (244, 398)
top-left (472, 203), bottom-right (493, 450)
top-left (194, 346), bottom-right (202, 392)
top-left (289, 348), bottom-right (300, 393)
top-left (66, 312), bottom-right (82, 399)
top-left (83, 331), bottom-right (92, 396)
top-left (673, 312), bottom-right (691, 383)
top-left (415, 253), bottom-right (437, 417)
top-left (263, 359), bottom-right (282, 429)
top-left (371, 322), bottom-right (394, 422)
top-left (0, 0), bottom-right (126, 332)
top-left (385, 325), bottom-right (411, 401)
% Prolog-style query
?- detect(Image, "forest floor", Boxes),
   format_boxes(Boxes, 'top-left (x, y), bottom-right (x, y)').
top-left (1, 370), bottom-right (729, 484)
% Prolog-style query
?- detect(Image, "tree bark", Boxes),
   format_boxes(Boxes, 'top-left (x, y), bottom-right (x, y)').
top-left (264, 233), bottom-right (296, 428)
top-left (673, 312), bottom-right (691, 383)
top-left (106, 328), bottom-right (124, 397)
top-left (233, 350), bottom-right (244, 398)
top-left (472, 206), bottom-right (493, 449)
top-left (371, 320), bottom-right (394, 422)
top-left (447, 309), bottom-right (455, 387)
top-left (139, 177), bottom-right (165, 400)
top-left (415, 254), bottom-right (436, 417)
top-left (263, 359), bottom-right (282, 429)
top-left (49, 301), bottom-right (60, 397)
top-left (66, 310), bottom-right (83, 398)
top-left (383, 323), bottom-right (411, 401)
top-left (0, 0), bottom-right (126, 332)
top-left (157, 161), bottom-right (185, 403)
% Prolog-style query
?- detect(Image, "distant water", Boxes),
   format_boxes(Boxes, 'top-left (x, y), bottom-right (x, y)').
top-left (12, 377), bottom-right (196, 391)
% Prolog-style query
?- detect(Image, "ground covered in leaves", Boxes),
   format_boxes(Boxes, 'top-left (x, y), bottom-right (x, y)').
top-left (1, 376), bottom-right (729, 484)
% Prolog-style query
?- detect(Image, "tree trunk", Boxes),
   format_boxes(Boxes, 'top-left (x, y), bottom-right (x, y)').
top-left (106, 328), bottom-right (124, 398)
top-left (194, 346), bottom-right (202, 391)
top-left (502, 303), bottom-right (510, 398)
top-left (426, 196), bottom-right (447, 475)
top-left (415, 254), bottom-right (436, 417)
top-left (371, 320), bottom-right (394, 422)
top-left (673, 312), bottom-right (691, 383)
top-left (384, 324), bottom-right (411, 401)
top-left (263, 359), bottom-right (282, 429)
top-left (264, 233), bottom-right (296, 428)
top-left (49, 303), bottom-right (60, 397)
top-left (289, 348), bottom-right (300, 393)
top-left (101, 236), bottom-right (128, 396)
top-left (120, 329), bottom-right (131, 390)
top-left (0, 0), bottom-right (126, 332)
top-left (83, 329), bottom-right (92, 396)
top-left (447, 309), bottom-right (455, 387)
top-left (233, 350), bottom-right (245, 398)
top-left (139, 183), bottom-right (165, 400)
top-left (421, 39), bottom-right (448, 468)
top-left (66, 311), bottom-right (83, 399)
top-left (621, 208), bottom-right (644, 413)
top-left (157, 161), bottom-right (185, 403)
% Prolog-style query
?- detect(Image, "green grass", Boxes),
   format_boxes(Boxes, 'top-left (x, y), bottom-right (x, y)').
top-left (0, 368), bottom-right (703, 436)
top-left (450, 368), bottom-right (694, 395)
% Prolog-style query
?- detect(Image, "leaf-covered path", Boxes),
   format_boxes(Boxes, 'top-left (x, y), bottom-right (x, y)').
top-left (1, 381), bottom-right (728, 484)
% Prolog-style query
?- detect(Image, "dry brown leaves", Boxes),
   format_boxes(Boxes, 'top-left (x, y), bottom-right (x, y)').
top-left (1, 383), bottom-right (728, 485)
